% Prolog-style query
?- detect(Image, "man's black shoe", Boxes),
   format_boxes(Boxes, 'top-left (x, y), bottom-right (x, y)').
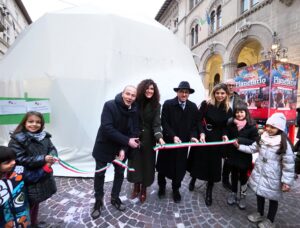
top-left (158, 187), bottom-right (166, 199)
top-left (173, 190), bottom-right (181, 203)
top-left (91, 198), bottom-right (103, 219)
top-left (111, 197), bottom-right (126, 211)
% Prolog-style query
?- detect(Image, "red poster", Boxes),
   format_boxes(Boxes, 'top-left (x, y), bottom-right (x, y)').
top-left (234, 60), bottom-right (299, 124)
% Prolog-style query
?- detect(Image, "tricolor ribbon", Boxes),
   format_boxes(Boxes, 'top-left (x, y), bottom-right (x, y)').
top-left (53, 156), bottom-right (135, 174)
top-left (153, 139), bottom-right (236, 151)
top-left (52, 140), bottom-right (235, 174)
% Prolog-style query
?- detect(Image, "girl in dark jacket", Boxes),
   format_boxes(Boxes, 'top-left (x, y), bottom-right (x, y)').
top-left (8, 111), bottom-right (57, 227)
top-left (226, 103), bottom-right (258, 209)
top-left (127, 79), bottom-right (165, 203)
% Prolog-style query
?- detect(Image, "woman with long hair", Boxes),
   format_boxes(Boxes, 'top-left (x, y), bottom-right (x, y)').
top-left (187, 83), bottom-right (232, 206)
top-left (127, 79), bottom-right (165, 203)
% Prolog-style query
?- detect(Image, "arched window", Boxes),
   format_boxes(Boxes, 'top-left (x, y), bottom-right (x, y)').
top-left (237, 62), bottom-right (247, 68)
top-left (174, 18), bottom-right (178, 28)
top-left (189, 0), bottom-right (194, 10)
top-left (190, 20), bottom-right (200, 47)
top-left (210, 11), bottom-right (216, 33)
top-left (195, 24), bottom-right (198, 44)
top-left (191, 28), bottom-right (195, 46)
top-left (216, 5), bottom-right (222, 29)
top-left (214, 73), bottom-right (220, 86)
top-left (190, 0), bottom-right (202, 10)
top-left (241, 0), bottom-right (260, 13)
top-left (241, 0), bottom-right (249, 12)
top-left (190, 22), bottom-right (199, 47)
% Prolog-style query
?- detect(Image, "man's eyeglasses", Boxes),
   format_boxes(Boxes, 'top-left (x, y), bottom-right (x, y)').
top-left (227, 84), bottom-right (236, 87)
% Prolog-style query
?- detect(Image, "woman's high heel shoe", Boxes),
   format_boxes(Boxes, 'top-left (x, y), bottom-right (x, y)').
top-left (140, 186), bottom-right (147, 203)
top-left (131, 183), bottom-right (140, 199)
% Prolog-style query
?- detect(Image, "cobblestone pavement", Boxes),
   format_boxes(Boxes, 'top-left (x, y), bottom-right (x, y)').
top-left (39, 175), bottom-right (300, 228)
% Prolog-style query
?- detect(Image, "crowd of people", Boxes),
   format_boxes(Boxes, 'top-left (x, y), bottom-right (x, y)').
top-left (0, 79), bottom-right (299, 228)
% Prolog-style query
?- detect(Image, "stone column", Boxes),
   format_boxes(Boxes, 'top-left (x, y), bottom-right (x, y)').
top-left (199, 70), bottom-right (210, 97)
top-left (222, 61), bottom-right (237, 81)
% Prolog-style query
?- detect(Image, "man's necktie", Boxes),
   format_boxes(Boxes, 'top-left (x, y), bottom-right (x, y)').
top-left (180, 103), bottom-right (185, 110)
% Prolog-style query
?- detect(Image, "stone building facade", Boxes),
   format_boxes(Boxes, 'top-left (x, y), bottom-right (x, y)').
top-left (155, 0), bottom-right (300, 96)
top-left (0, 0), bottom-right (31, 58)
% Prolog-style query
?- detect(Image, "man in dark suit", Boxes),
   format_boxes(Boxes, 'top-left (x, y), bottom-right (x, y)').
top-left (156, 81), bottom-right (198, 203)
top-left (91, 85), bottom-right (140, 219)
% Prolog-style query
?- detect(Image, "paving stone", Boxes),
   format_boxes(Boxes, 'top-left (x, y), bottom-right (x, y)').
top-left (38, 175), bottom-right (300, 227)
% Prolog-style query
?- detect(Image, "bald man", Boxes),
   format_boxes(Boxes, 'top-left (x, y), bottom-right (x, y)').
top-left (91, 85), bottom-right (140, 219)
top-left (226, 79), bottom-right (245, 113)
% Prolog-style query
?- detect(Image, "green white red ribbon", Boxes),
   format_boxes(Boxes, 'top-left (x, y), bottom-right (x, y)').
top-left (52, 140), bottom-right (235, 174)
top-left (153, 139), bottom-right (236, 151)
top-left (53, 156), bottom-right (135, 174)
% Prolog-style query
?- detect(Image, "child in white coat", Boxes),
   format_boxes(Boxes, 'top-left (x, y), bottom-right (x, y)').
top-left (234, 113), bottom-right (294, 228)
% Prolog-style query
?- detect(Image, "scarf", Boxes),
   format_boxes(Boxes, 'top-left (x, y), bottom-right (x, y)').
top-left (27, 131), bottom-right (46, 141)
top-left (260, 131), bottom-right (281, 146)
top-left (234, 118), bottom-right (247, 131)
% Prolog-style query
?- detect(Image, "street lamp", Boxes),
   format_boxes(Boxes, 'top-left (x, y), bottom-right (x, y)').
top-left (261, 32), bottom-right (288, 62)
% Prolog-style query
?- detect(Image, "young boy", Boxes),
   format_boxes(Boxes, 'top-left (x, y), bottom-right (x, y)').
top-left (0, 146), bottom-right (53, 227)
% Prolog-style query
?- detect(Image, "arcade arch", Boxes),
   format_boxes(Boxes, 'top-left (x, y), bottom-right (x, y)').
top-left (237, 39), bottom-right (263, 67)
top-left (205, 54), bottom-right (223, 93)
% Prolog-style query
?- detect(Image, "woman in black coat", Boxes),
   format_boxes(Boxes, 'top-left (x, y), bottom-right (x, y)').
top-left (127, 79), bottom-right (165, 203)
top-left (226, 103), bottom-right (258, 209)
top-left (187, 83), bottom-right (232, 206)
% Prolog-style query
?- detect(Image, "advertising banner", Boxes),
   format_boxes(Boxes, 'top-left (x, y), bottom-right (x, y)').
top-left (270, 61), bottom-right (298, 121)
top-left (235, 60), bottom-right (299, 124)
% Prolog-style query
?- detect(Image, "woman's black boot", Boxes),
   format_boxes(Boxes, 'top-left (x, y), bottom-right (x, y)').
top-left (189, 178), bottom-right (196, 191)
top-left (205, 182), bottom-right (213, 206)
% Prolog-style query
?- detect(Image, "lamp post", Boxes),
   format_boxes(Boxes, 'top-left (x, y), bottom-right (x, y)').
top-left (261, 32), bottom-right (288, 62)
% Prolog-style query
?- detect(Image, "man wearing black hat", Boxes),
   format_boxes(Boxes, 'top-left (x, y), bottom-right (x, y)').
top-left (156, 81), bottom-right (198, 203)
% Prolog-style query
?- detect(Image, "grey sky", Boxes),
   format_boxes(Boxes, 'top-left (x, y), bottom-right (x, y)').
top-left (22, 0), bottom-right (165, 21)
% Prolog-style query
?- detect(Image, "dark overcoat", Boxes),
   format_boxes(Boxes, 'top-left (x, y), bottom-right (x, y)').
top-left (8, 131), bottom-right (57, 203)
top-left (187, 101), bottom-right (232, 182)
top-left (296, 108), bottom-right (300, 139)
top-left (226, 118), bottom-right (258, 170)
top-left (156, 97), bottom-right (198, 181)
top-left (92, 93), bottom-right (139, 162)
top-left (232, 92), bottom-right (245, 112)
top-left (127, 102), bottom-right (163, 186)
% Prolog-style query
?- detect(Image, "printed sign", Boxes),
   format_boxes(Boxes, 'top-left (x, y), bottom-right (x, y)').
top-left (235, 61), bottom-right (271, 120)
top-left (0, 100), bottom-right (26, 115)
top-left (27, 100), bottom-right (51, 113)
top-left (0, 98), bottom-right (51, 125)
top-left (235, 60), bottom-right (299, 123)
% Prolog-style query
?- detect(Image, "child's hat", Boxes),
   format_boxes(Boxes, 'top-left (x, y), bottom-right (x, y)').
top-left (266, 113), bottom-right (286, 132)
top-left (0, 146), bottom-right (16, 163)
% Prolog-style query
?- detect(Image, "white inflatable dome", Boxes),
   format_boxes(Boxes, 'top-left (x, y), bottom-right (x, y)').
top-left (0, 7), bottom-right (204, 177)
